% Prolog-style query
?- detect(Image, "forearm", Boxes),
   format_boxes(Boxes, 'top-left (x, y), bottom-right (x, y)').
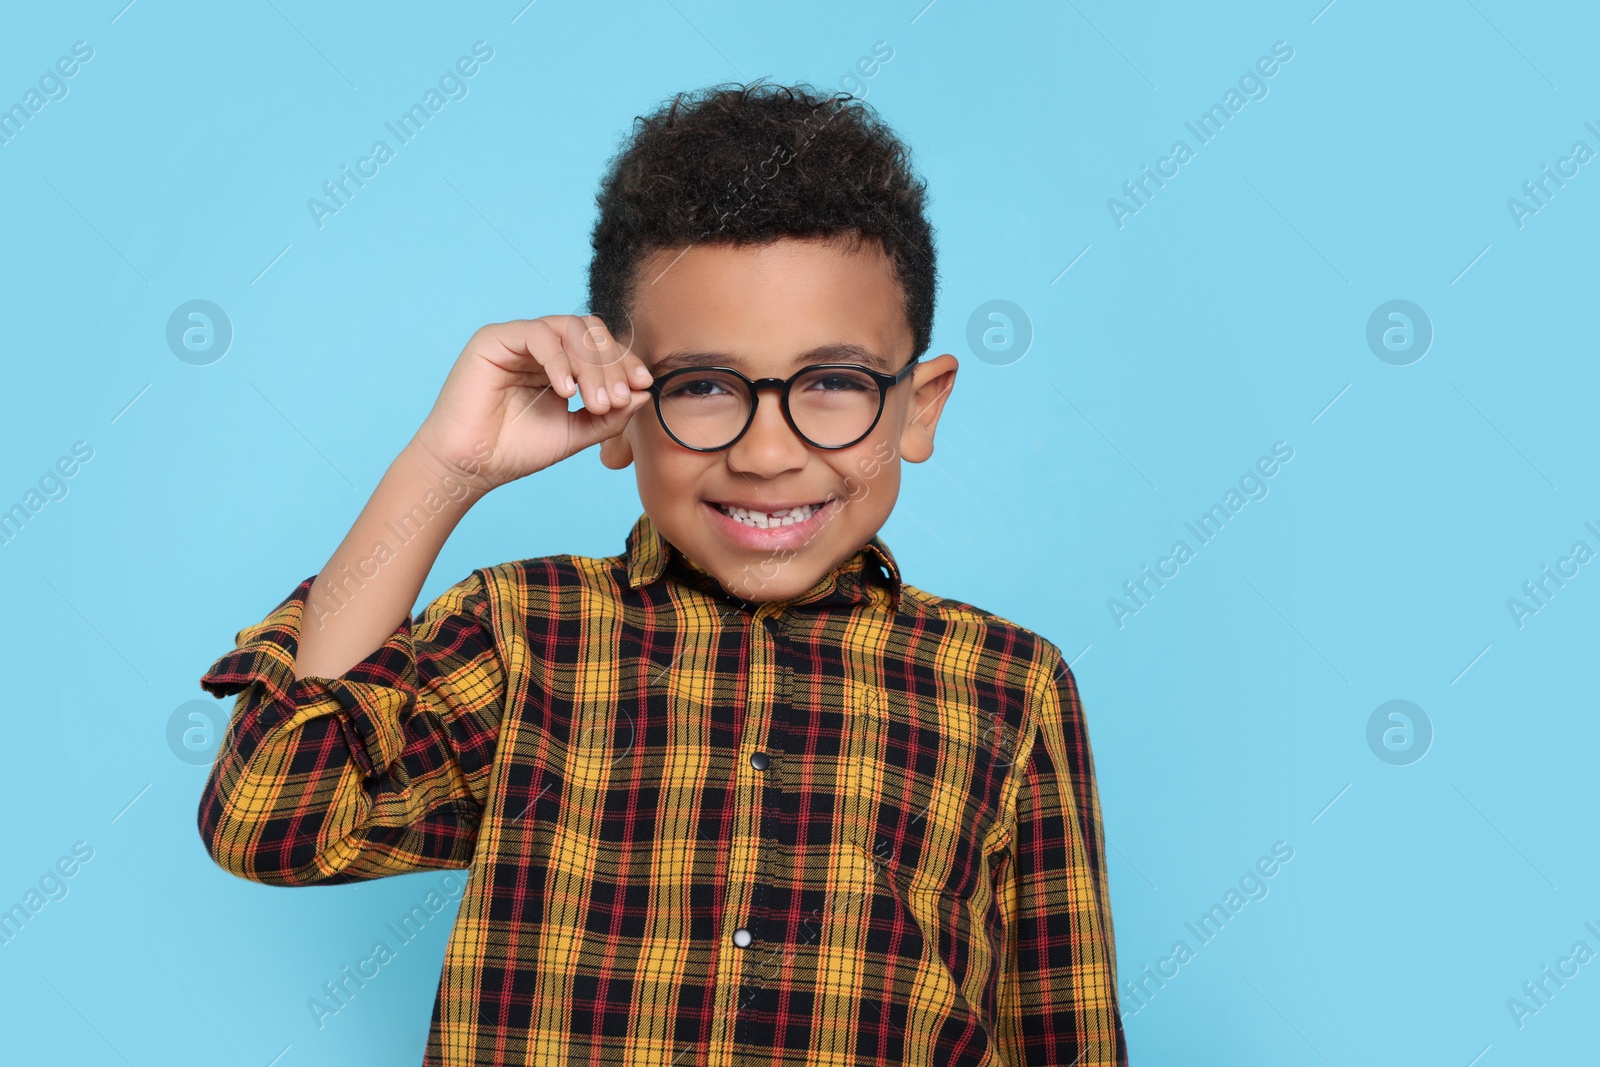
top-left (295, 442), bottom-right (484, 679)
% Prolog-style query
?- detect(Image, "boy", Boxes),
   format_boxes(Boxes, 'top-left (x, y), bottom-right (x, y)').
top-left (198, 82), bottom-right (1125, 1065)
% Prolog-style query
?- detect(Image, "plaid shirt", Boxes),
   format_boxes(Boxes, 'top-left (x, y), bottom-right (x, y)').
top-left (198, 511), bottom-right (1126, 1066)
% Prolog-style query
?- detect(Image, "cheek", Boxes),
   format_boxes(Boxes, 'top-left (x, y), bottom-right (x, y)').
top-left (864, 462), bottom-right (900, 500)
top-left (857, 427), bottom-right (902, 480)
top-left (638, 439), bottom-right (712, 503)
top-left (832, 439), bottom-right (900, 510)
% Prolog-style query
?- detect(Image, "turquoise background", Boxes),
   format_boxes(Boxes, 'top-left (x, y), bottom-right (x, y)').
top-left (2, 0), bottom-right (1595, 1063)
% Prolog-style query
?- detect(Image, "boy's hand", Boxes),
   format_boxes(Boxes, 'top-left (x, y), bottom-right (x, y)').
top-left (410, 316), bottom-right (653, 492)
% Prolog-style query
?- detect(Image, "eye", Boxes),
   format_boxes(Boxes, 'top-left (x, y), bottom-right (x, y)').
top-left (663, 376), bottom-right (735, 399)
top-left (804, 371), bottom-right (875, 392)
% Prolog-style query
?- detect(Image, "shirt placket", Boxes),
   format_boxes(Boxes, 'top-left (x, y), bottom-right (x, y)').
top-left (706, 602), bottom-right (789, 1067)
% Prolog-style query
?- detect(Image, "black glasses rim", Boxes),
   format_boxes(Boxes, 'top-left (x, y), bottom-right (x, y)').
top-left (645, 356), bottom-right (921, 452)
top-left (645, 356), bottom-right (919, 391)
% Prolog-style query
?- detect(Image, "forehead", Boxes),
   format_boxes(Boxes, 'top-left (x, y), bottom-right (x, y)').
top-left (628, 237), bottom-right (912, 374)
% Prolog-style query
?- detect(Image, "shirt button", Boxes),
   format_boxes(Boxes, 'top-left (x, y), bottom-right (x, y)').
top-left (749, 751), bottom-right (770, 771)
top-left (732, 927), bottom-right (753, 948)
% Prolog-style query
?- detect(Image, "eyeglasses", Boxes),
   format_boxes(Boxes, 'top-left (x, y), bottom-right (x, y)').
top-left (646, 358), bottom-right (920, 452)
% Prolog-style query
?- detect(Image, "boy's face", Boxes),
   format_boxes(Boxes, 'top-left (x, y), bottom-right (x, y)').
top-left (599, 236), bottom-right (958, 603)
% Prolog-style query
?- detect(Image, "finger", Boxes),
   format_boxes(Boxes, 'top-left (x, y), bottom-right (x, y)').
top-left (582, 315), bottom-right (636, 407)
top-left (587, 307), bottom-right (640, 366)
top-left (560, 315), bottom-right (619, 414)
top-left (481, 319), bottom-right (577, 398)
top-left (619, 342), bottom-right (653, 390)
top-left (567, 389), bottom-right (650, 453)
top-left (563, 313), bottom-right (611, 412)
top-left (591, 308), bottom-right (653, 390)
top-left (608, 329), bottom-right (655, 400)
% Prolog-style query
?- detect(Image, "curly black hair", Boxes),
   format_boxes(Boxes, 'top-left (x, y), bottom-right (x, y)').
top-left (587, 81), bottom-right (936, 361)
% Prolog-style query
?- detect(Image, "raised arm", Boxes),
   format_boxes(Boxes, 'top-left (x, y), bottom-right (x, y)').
top-left (296, 316), bottom-right (655, 680)
top-left (196, 317), bottom-right (655, 885)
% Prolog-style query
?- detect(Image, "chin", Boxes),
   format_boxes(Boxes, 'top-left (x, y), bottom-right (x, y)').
top-left (719, 570), bottom-right (786, 603)
top-left (720, 562), bottom-right (817, 603)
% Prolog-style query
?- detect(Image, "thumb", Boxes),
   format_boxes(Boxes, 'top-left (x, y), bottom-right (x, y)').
top-left (566, 392), bottom-right (650, 455)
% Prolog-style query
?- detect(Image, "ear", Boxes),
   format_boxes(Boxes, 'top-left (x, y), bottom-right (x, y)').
top-left (599, 428), bottom-right (635, 470)
top-left (897, 353), bottom-right (957, 463)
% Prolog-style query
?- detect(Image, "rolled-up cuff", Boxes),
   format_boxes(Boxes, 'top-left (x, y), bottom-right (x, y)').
top-left (199, 576), bottom-right (419, 778)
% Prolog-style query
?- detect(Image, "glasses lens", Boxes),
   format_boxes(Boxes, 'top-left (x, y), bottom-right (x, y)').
top-left (789, 366), bottom-right (881, 447)
top-left (658, 370), bottom-right (750, 450)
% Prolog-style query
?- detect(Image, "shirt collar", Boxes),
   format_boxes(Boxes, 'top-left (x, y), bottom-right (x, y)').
top-left (624, 510), bottom-right (901, 613)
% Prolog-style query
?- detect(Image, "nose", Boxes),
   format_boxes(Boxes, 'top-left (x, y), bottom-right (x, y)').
top-left (725, 385), bottom-right (808, 476)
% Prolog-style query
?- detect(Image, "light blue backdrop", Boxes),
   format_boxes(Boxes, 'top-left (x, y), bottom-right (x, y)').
top-left (2, 1), bottom-right (1594, 1063)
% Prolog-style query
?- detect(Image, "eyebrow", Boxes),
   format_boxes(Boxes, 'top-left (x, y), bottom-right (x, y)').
top-left (649, 343), bottom-right (896, 376)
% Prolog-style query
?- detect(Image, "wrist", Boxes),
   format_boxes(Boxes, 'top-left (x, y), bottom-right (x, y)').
top-left (395, 440), bottom-right (493, 511)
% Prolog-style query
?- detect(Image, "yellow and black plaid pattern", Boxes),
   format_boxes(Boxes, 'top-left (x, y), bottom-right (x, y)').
top-left (198, 511), bottom-right (1125, 1065)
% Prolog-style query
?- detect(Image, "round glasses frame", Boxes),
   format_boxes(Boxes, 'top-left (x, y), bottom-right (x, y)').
top-left (646, 357), bottom-right (921, 453)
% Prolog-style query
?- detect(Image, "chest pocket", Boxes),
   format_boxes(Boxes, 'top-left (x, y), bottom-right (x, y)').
top-left (839, 682), bottom-right (996, 900)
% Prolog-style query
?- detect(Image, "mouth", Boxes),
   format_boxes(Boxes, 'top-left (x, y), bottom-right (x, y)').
top-left (706, 498), bottom-right (832, 529)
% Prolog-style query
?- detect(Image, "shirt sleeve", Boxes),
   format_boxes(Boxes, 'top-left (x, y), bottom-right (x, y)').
top-left (195, 570), bottom-right (506, 886)
top-left (991, 645), bottom-right (1127, 1066)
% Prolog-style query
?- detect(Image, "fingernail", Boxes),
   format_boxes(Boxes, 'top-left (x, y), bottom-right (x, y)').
top-left (612, 381), bottom-right (628, 400)
top-left (563, 375), bottom-right (575, 393)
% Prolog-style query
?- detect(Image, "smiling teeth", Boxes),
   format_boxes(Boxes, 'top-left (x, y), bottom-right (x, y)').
top-left (716, 502), bottom-right (821, 528)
